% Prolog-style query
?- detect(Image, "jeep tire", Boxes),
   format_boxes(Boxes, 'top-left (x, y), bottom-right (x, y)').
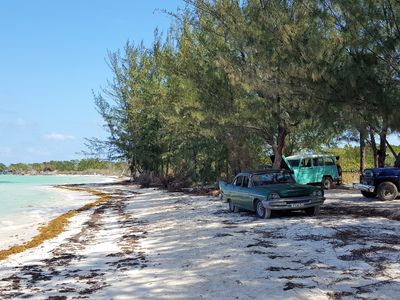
top-left (322, 177), bottom-right (333, 190)
top-left (377, 182), bottom-right (398, 201)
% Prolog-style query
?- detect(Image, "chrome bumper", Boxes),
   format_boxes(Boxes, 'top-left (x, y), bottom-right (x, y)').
top-left (353, 183), bottom-right (375, 193)
top-left (262, 196), bottom-right (325, 210)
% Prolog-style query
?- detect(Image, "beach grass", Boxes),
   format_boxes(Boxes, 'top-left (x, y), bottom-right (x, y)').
top-left (0, 186), bottom-right (110, 261)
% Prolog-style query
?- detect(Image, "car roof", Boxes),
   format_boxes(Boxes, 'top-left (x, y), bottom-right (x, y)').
top-left (286, 154), bottom-right (335, 160)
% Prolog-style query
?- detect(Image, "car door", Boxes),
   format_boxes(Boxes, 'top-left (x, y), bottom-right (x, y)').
top-left (312, 157), bottom-right (325, 183)
top-left (297, 157), bottom-right (314, 184)
top-left (237, 175), bottom-right (252, 210)
top-left (324, 156), bottom-right (339, 181)
top-left (231, 175), bottom-right (243, 206)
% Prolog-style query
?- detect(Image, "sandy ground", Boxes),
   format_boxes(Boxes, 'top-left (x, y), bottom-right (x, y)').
top-left (0, 183), bottom-right (399, 299)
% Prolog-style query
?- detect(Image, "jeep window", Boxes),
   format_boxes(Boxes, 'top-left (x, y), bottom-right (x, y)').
top-left (324, 157), bottom-right (335, 166)
top-left (287, 159), bottom-right (300, 167)
top-left (301, 158), bottom-right (312, 168)
top-left (234, 176), bottom-right (243, 186)
top-left (243, 176), bottom-right (249, 188)
top-left (313, 157), bottom-right (324, 166)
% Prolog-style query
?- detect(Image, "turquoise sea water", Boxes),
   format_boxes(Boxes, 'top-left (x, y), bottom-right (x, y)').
top-left (0, 175), bottom-right (106, 217)
top-left (0, 175), bottom-right (111, 249)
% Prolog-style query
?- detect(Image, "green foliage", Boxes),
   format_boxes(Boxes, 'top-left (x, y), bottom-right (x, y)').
top-left (4, 160), bottom-right (126, 175)
top-left (88, 0), bottom-right (400, 184)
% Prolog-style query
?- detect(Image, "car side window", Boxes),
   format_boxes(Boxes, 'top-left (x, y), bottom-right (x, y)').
top-left (243, 176), bottom-right (249, 188)
top-left (234, 176), bottom-right (243, 186)
top-left (324, 157), bottom-right (335, 166)
top-left (313, 157), bottom-right (324, 166)
top-left (301, 158), bottom-right (312, 168)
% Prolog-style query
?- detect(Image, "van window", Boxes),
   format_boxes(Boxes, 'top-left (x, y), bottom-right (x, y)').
top-left (234, 176), bottom-right (243, 186)
top-left (301, 158), bottom-right (312, 168)
top-left (288, 159), bottom-right (300, 167)
top-left (313, 157), bottom-right (324, 166)
top-left (324, 157), bottom-right (335, 166)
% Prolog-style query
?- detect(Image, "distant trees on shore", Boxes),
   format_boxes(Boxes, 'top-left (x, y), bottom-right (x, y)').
top-left (1, 159), bottom-right (127, 175)
top-left (88, 0), bottom-right (400, 183)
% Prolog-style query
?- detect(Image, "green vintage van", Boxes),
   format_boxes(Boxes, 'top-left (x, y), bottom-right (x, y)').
top-left (283, 154), bottom-right (340, 189)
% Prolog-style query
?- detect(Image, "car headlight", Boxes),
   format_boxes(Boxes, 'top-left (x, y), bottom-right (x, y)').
top-left (268, 192), bottom-right (280, 200)
top-left (312, 189), bottom-right (324, 197)
top-left (363, 170), bottom-right (374, 177)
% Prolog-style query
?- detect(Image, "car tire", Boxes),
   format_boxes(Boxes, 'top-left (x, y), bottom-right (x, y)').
top-left (377, 182), bottom-right (398, 201)
top-left (305, 205), bottom-right (320, 216)
top-left (254, 200), bottom-right (271, 219)
top-left (322, 177), bottom-right (333, 190)
top-left (361, 191), bottom-right (377, 198)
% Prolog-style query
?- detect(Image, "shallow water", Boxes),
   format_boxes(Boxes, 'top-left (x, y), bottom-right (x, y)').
top-left (0, 175), bottom-right (109, 249)
top-left (0, 175), bottom-right (105, 216)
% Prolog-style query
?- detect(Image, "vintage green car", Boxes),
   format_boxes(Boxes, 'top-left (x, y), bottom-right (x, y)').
top-left (219, 169), bottom-right (325, 219)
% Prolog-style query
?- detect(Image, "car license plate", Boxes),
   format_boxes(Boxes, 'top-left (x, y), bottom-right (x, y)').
top-left (291, 203), bottom-right (303, 208)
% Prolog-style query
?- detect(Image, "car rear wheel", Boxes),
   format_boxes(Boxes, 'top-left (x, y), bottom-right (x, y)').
top-left (254, 200), bottom-right (271, 219)
top-left (228, 200), bottom-right (239, 213)
top-left (377, 182), bottom-right (398, 201)
top-left (322, 177), bottom-right (333, 190)
top-left (305, 205), bottom-right (320, 216)
top-left (361, 191), bottom-right (377, 198)
top-left (228, 200), bottom-right (234, 212)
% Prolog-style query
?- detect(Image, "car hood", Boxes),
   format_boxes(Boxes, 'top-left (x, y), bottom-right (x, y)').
top-left (366, 167), bottom-right (400, 174)
top-left (254, 183), bottom-right (315, 198)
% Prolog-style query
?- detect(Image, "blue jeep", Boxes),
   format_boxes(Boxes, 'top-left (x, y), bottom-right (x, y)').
top-left (353, 167), bottom-right (400, 201)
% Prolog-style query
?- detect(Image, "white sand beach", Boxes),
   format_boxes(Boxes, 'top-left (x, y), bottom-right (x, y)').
top-left (0, 182), bottom-right (399, 299)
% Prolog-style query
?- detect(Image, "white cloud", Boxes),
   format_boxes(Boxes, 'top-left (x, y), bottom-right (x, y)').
top-left (43, 133), bottom-right (75, 141)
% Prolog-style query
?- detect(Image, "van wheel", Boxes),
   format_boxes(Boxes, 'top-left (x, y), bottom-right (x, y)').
top-left (322, 177), bottom-right (333, 190)
top-left (254, 200), bottom-right (271, 219)
top-left (377, 182), bottom-right (398, 201)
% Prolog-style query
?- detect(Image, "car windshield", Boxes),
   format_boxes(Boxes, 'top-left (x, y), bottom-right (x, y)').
top-left (252, 171), bottom-right (295, 186)
top-left (287, 159), bottom-right (300, 167)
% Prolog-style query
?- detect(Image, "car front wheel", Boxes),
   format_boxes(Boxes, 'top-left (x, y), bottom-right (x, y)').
top-left (361, 191), bottom-right (377, 198)
top-left (377, 182), bottom-right (398, 201)
top-left (305, 205), bottom-right (320, 216)
top-left (254, 200), bottom-right (271, 219)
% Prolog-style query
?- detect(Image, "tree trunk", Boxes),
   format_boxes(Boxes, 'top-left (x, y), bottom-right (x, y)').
top-left (272, 125), bottom-right (287, 169)
top-left (360, 130), bottom-right (366, 172)
top-left (378, 127), bottom-right (388, 168)
top-left (369, 129), bottom-right (378, 168)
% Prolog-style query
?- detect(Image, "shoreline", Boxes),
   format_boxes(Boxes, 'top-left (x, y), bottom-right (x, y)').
top-left (0, 176), bottom-right (120, 252)
top-left (0, 186), bottom-right (111, 260)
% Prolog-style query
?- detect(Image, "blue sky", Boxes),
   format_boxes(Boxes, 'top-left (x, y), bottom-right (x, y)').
top-left (0, 0), bottom-right (183, 165)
